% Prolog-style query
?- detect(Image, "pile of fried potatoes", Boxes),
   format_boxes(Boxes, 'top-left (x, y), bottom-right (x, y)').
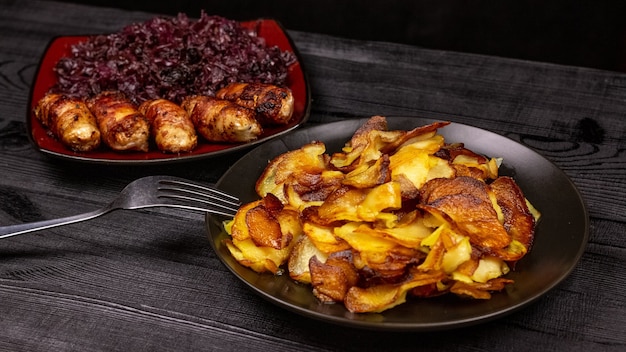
top-left (224, 116), bottom-right (540, 313)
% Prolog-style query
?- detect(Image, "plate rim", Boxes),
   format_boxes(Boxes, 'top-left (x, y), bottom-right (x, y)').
top-left (208, 116), bottom-right (590, 331)
top-left (26, 18), bottom-right (311, 165)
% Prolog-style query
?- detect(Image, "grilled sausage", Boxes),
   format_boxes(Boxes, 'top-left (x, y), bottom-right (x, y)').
top-left (181, 95), bottom-right (262, 143)
top-left (33, 93), bottom-right (101, 152)
top-left (87, 91), bottom-right (150, 152)
top-left (138, 99), bottom-right (197, 153)
top-left (216, 82), bottom-right (294, 125)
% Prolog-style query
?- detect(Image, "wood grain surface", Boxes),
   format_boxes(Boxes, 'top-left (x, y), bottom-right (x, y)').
top-left (1, 1), bottom-right (625, 351)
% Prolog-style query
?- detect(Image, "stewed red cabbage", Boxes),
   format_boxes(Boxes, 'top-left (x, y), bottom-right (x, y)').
top-left (52, 12), bottom-right (296, 104)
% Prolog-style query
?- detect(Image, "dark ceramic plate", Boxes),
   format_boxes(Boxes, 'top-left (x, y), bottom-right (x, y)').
top-left (206, 117), bottom-right (589, 331)
top-left (27, 19), bottom-right (310, 164)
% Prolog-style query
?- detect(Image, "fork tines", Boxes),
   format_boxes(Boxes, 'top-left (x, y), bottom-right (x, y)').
top-left (156, 178), bottom-right (241, 217)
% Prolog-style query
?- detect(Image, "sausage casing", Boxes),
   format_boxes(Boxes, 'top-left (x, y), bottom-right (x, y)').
top-left (33, 93), bottom-right (101, 152)
top-left (216, 82), bottom-right (294, 125)
top-left (138, 99), bottom-right (197, 153)
top-left (87, 91), bottom-right (150, 152)
top-left (181, 96), bottom-right (262, 143)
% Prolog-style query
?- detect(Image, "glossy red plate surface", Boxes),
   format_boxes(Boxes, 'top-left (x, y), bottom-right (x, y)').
top-left (27, 19), bottom-right (310, 164)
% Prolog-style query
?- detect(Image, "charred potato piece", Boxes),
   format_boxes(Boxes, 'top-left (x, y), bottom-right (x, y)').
top-left (345, 269), bottom-right (447, 313)
top-left (310, 253), bottom-right (358, 303)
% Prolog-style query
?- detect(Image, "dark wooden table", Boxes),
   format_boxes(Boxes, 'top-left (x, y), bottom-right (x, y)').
top-left (1, 1), bottom-right (625, 351)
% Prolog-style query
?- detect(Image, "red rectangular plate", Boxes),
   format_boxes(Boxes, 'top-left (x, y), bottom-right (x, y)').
top-left (28, 19), bottom-right (310, 164)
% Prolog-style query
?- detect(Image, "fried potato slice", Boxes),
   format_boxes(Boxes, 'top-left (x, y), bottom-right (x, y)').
top-left (288, 235), bottom-right (328, 284)
top-left (420, 195), bottom-right (511, 250)
top-left (470, 256), bottom-right (510, 283)
top-left (441, 235), bottom-right (472, 274)
top-left (354, 211), bottom-right (432, 248)
top-left (246, 206), bottom-right (285, 249)
top-left (449, 277), bottom-right (513, 299)
top-left (451, 153), bottom-right (499, 181)
top-left (419, 177), bottom-right (512, 250)
top-left (317, 186), bottom-right (367, 222)
top-left (490, 176), bottom-right (539, 261)
top-left (432, 143), bottom-right (500, 180)
top-left (333, 119), bottom-right (449, 172)
top-left (329, 115), bottom-right (391, 169)
top-left (317, 182), bottom-right (402, 225)
top-left (285, 170), bottom-right (345, 210)
top-left (342, 155), bottom-right (391, 188)
top-left (310, 253), bottom-right (358, 302)
top-left (256, 141), bottom-right (329, 201)
top-left (418, 225), bottom-right (449, 271)
top-left (302, 221), bottom-right (352, 254)
top-left (387, 132), bottom-right (459, 194)
top-left (420, 176), bottom-right (491, 205)
top-left (334, 222), bottom-right (399, 253)
top-left (244, 194), bottom-right (299, 250)
top-left (354, 246), bottom-right (424, 282)
top-left (229, 200), bottom-right (261, 241)
top-left (358, 181), bottom-right (402, 223)
top-left (344, 269), bottom-right (447, 313)
top-left (224, 237), bottom-right (292, 274)
top-left (225, 194), bottom-right (302, 273)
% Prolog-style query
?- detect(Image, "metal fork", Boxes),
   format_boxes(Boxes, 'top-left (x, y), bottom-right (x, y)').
top-left (0, 175), bottom-right (240, 239)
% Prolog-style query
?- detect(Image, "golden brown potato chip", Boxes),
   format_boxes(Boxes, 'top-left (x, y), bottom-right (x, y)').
top-left (353, 211), bottom-right (431, 248)
top-left (355, 246), bottom-right (424, 282)
top-left (256, 141), bottom-right (328, 200)
top-left (417, 227), bottom-right (447, 271)
top-left (333, 222), bottom-right (399, 253)
top-left (344, 269), bottom-right (446, 313)
top-left (246, 205), bottom-right (285, 249)
top-left (302, 221), bottom-right (352, 254)
top-left (229, 200), bottom-right (261, 241)
top-left (342, 155), bottom-right (391, 188)
top-left (470, 256), bottom-right (510, 283)
top-left (226, 195), bottom-right (302, 273)
top-left (224, 237), bottom-right (291, 274)
top-left (420, 195), bottom-right (511, 250)
top-left (288, 235), bottom-right (328, 284)
top-left (420, 176), bottom-right (491, 205)
top-left (317, 186), bottom-right (367, 222)
top-left (358, 181), bottom-right (402, 223)
top-left (490, 176), bottom-right (539, 261)
top-left (329, 115), bottom-right (388, 169)
top-left (310, 254), bottom-right (358, 302)
top-left (449, 277), bottom-right (513, 299)
top-left (380, 121), bottom-right (451, 155)
top-left (389, 138), bottom-right (452, 190)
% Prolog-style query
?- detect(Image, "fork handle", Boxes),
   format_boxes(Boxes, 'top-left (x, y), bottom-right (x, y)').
top-left (0, 208), bottom-right (109, 239)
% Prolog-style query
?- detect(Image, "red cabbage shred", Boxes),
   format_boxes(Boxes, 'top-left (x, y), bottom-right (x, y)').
top-left (52, 12), bottom-right (296, 104)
